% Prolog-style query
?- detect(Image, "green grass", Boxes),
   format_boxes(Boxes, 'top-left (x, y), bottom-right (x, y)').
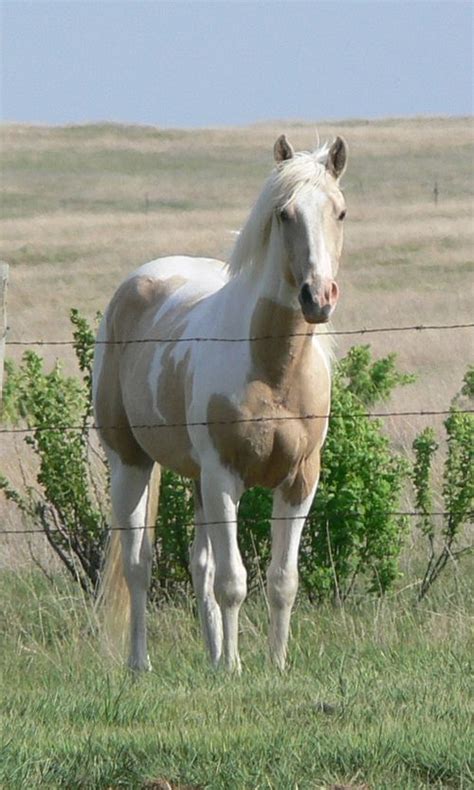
top-left (1, 571), bottom-right (473, 789)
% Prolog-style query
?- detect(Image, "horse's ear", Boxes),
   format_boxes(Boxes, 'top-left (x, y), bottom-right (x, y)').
top-left (326, 136), bottom-right (348, 180)
top-left (274, 134), bottom-right (295, 163)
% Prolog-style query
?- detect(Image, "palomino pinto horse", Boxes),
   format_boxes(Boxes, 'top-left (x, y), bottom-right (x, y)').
top-left (93, 134), bottom-right (348, 672)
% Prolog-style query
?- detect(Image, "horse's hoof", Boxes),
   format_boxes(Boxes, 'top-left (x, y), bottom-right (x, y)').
top-left (225, 657), bottom-right (242, 675)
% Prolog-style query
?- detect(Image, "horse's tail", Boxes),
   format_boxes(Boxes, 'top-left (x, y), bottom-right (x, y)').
top-left (96, 525), bottom-right (129, 661)
top-left (96, 463), bottom-right (161, 661)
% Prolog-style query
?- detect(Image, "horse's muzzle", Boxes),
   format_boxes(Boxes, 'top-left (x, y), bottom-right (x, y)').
top-left (298, 280), bottom-right (339, 324)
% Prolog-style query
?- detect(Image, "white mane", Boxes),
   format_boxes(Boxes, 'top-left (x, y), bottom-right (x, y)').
top-left (228, 143), bottom-right (330, 277)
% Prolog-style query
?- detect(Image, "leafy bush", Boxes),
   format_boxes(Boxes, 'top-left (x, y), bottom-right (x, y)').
top-left (0, 312), bottom-right (106, 593)
top-left (412, 369), bottom-right (474, 599)
top-left (9, 315), bottom-right (468, 604)
top-left (302, 348), bottom-right (412, 602)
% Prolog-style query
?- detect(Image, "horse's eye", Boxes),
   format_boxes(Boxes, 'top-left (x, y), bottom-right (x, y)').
top-left (279, 208), bottom-right (290, 222)
top-left (338, 210), bottom-right (346, 221)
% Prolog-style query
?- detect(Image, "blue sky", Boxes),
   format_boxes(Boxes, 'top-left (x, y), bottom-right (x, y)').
top-left (1, 1), bottom-right (473, 127)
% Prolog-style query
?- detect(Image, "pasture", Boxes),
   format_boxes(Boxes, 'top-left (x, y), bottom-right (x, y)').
top-left (0, 117), bottom-right (473, 787)
top-left (1, 570), bottom-right (473, 789)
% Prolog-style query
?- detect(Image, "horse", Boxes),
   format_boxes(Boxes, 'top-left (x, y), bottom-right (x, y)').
top-left (93, 133), bottom-right (348, 672)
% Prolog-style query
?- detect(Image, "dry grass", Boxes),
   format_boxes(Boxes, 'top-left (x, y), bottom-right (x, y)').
top-left (1, 116), bottom-right (473, 553)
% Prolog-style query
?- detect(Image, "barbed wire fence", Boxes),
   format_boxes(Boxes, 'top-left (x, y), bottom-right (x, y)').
top-left (4, 320), bottom-right (474, 346)
top-left (1, 316), bottom-right (473, 539)
top-left (1, 511), bottom-right (473, 538)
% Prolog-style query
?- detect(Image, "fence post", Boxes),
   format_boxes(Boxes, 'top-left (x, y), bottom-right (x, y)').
top-left (0, 262), bottom-right (9, 405)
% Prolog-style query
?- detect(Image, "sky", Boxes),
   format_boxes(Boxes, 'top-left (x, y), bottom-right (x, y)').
top-left (1, 0), bottom-right (473, 127)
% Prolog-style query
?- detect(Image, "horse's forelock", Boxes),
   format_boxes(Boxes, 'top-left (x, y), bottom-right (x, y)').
top-left (274, 146), bottom-right (330, 208)
top-left (228, 145), bottom-right (330, 277)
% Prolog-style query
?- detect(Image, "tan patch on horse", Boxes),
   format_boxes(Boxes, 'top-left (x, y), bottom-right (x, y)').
top-left (95, 274), bottom-right (198, 473)
top-left (208, 298), bottom-right (330, 504)
top-left (108, 275), bottom-right (188, 342)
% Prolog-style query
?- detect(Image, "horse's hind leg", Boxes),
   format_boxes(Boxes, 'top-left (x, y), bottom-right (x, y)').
top-left (199, 470), bottom-right (246, 671)
top-left (110, 455), bottom-right (158, 671)
top-left (189, 481), bottom-right (223, 666)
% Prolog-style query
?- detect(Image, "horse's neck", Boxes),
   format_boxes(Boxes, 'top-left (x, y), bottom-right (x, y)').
top-left (255, 221), bottom-right (300, 310)
top-left (233, 223), bottom-right (315, 388)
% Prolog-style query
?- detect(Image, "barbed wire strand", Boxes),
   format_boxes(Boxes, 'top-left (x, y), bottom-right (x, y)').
top-left (5, 321), bottom-right (474, 347)
top-left (3, 324), bottom-right (472, 540)
top-left (1, 408), bottom-right (473, 436)
top-left (2, 510), bottom-right (473, 537)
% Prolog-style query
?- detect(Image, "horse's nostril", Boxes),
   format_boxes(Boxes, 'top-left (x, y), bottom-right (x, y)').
top-left (300, 283), bottom-right (313, 305)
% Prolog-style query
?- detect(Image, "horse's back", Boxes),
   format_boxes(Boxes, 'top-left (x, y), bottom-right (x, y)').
top-left (106, 256), bottom-right (228, 339)
top-left (133, 255), bottom-right (227, 288)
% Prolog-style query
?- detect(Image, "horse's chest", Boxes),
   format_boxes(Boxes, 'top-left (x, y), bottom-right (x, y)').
top-left (207, 378), bottom-right (329, 490)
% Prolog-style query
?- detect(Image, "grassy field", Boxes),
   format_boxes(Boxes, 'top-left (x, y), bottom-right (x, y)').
top-left (1, 570), bottom-right (473, 790)
top-left (1, 117), bottom-right (472, 374)
top-left (0, 117), bottom-right (473, 787)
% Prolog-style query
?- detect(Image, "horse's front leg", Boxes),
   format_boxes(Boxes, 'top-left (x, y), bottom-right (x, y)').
top-left (189, 482), bottom-right (223, 667)
top-left (200, 470), bottom-right (246, 672)
top-left (267, 481), bottom-right (319, 670)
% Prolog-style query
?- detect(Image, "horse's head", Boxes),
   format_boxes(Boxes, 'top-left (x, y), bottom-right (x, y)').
top-left (273, 134), bottom-right (348, 324)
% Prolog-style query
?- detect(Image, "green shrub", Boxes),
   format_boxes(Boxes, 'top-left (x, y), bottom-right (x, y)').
top-left (9, 315), bottom-right (467, 604)
top-left (0, 345), bottom-right (106, 594)
top-left (302, 350), bottom-right (411, 602)
top-left (412, 369), bottom-right (474, 599)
